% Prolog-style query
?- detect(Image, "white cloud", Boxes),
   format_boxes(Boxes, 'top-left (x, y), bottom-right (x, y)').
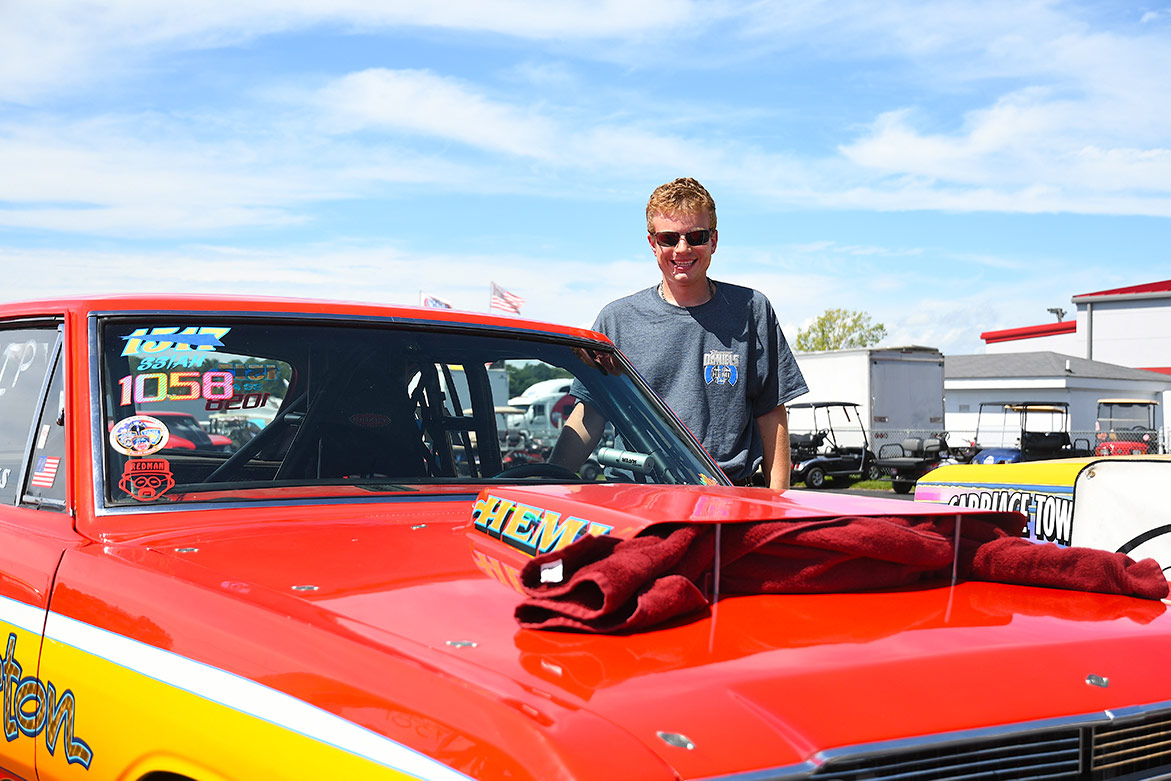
top-left (784, 240), bottom-right (925, 259)
top-left (0, 117), bottom-right (335, 235)
top-left (838, 109), bottom-right (1171, 216)
top-left (0, 67), bottom-right (790, 236)
top-left (313, 69), bottom-right (559, 160)
top-left (736, 0), bottom-right (1074, 65)
top-left (0, 0), bottom-right (707, 103)
top-left (310, 68), bottom-right (757, 175)
top-left (4, 0), bottom-right (1171, 236)
top-left (0, 106), bottom-right (506, 236)
top-left (806, 0), bottom-right (1171, 213)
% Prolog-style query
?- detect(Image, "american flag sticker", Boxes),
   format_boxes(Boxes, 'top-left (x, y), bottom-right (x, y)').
top-left (31, 456), bottom-right (60, 488)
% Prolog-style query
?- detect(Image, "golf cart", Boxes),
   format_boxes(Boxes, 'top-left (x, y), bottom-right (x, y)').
top-left (788, 401), bottom-right (880, 489)
top-left (970, 401), bottom-right (1093, 464)
top-left (874, 434), bottom-right (952, 494)
top-left (1095, 398), bottom-right (1160, 456)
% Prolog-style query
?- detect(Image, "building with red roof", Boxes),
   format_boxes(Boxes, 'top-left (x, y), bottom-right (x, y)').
top-left (981, 279), bottom-right (1171, 375)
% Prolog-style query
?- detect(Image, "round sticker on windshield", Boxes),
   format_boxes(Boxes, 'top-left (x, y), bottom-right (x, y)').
top-left (109, 415), bottom-right (170, 456)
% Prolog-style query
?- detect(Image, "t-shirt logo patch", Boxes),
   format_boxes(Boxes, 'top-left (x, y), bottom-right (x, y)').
top-left (703, 350), bottom-right (739, 386)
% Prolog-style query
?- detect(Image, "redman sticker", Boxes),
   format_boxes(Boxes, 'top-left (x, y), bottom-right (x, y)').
top-left (119, 458), bottom-right (175, 501)
top-left (109, 414), bottom-right (170, 456)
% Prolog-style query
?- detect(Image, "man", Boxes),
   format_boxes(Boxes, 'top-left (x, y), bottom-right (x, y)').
top-left (551, 177), bottom-right (807, 488)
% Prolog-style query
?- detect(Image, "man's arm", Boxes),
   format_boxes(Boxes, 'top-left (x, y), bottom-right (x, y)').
top-left (756, 404), bottom-right (791, 490)
top-left (549, 401), bottom-right (605, 473)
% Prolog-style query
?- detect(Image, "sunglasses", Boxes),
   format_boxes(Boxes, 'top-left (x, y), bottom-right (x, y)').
top-left (651, 229), bottom-right (712, 248)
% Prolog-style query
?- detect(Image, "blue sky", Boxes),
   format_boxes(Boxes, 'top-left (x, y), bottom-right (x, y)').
top-left (2, 1), bottom-right (1170, 355)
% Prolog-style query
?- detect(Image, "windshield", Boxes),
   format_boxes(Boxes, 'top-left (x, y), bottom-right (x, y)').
top-left (1097, 402), bottom-right (1154, 432)
top-left (99, 317), bottom-right (724, 505)
top-left (787, 404), bottom-right (868, 449)
top-left (975, 403), bottom-right (1069, 447)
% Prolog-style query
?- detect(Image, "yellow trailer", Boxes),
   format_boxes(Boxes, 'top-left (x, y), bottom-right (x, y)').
top-left (915, 456), bottom-right (1171, 572)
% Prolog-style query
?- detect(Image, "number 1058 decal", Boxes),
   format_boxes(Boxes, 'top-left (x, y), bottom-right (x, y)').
top-left (118, 371), bottom-right (234, 405)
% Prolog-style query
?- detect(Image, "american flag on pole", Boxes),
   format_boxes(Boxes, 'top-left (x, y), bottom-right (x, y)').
top-left (31, 456), bottom-right (60, 488)
top-left (490, 282), bottom-right (525, 314)
top-left (420, 293), bottom-right (452, 309)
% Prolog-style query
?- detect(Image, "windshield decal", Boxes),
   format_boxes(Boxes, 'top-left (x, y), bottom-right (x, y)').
top-left (0, 340), bottom-right (39, 401)
top-left (120, 327), bottom-right (231, 357)
top-left (117, 371), bottom-right (234, 406)
top-left (348, 413), bottom-right (391, 429)
top-left (30, 456), bottom-right (60, 489)
top-left (216, 362), bottom-right (282, 381)
top-left (119, 458), bottom-right (175, 501)
top-left (109, 415), bottom-right (170, 456)
top-left (205, 392), bottom-right (272, 413)
top-left (135, 354), bottom-right (208, 370)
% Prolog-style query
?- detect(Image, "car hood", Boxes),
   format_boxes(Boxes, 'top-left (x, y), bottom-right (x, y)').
top-left (139, 485), bottom-right (1171, 779)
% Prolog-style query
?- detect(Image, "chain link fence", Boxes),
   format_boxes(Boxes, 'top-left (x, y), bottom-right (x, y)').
top-left (788, 424), bottom-right (1168, 475)
top-left (786, 426), bottom-right (1169, 459)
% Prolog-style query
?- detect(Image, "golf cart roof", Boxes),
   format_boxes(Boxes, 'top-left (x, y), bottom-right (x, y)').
top-left (1097, 398), bottom-right (1157, 406)
top-left (979, 401), bottom-right (1070, 412)
top-left (788, 401), bottom-right (863, 409)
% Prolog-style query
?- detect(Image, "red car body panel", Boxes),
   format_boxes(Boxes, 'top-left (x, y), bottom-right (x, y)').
top-left (1096, 439), bottom-right (1155, 456)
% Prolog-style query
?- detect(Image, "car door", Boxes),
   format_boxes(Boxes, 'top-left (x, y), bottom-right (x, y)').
top-left (0, 320), bottom-right (85, 780)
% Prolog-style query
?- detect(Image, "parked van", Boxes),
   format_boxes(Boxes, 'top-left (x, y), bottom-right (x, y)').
top-left (793, 346), bottom-right (945, 443)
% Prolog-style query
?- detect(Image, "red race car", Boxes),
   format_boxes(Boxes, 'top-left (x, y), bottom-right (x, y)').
top-left (2, 295), bottom-right (1170, 781)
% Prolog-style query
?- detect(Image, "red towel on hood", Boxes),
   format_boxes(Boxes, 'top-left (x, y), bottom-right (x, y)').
top-left (515, 513), bottom-right (1169, 633)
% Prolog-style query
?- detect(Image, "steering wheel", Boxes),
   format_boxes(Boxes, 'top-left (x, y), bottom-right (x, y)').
top-left (495, 463), bottom-right (580, 480)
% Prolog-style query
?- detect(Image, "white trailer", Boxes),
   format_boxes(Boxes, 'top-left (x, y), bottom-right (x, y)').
top-left (792, 346), bottom-right (945, 445)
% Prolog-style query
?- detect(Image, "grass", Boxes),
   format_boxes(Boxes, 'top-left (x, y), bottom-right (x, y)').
top-left (851, 479), bottom-right (894, 491)
top-left (791, 478), bottom-right (893, 491)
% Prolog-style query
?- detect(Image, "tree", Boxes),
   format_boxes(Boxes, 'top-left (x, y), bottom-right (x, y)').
top-left (506, 362), bottom-right (572, 397)
top-left (795, 308), bottom-right (887, 352)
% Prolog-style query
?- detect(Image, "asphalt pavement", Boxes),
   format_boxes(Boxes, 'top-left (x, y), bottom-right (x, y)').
top-left (820, 484), bottom-right (915, 501)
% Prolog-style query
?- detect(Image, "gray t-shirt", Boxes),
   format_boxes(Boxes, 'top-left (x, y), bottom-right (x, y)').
top-left (576, 280), bottom-right (807, 482)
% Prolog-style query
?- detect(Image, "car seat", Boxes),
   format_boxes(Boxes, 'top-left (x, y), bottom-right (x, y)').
top-left (281, 353), bottom-right (432, 481)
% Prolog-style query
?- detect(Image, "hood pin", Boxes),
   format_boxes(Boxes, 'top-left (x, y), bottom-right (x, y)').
top-left (657, 731), bottom-right (695, 750)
